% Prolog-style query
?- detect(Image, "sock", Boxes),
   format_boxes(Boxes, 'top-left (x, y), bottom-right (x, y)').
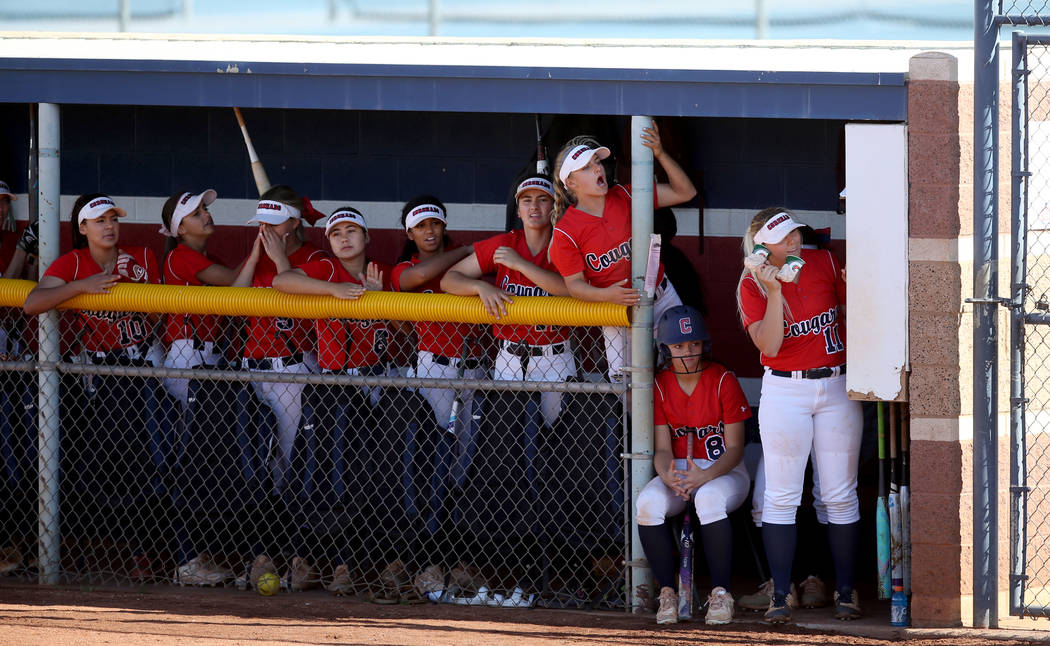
top-left (827, 521), bottom-right (861, 596)
top-left (699, 518), bottom-right (733, 592)
top-left (762, 522), bottom-right (797, 596)
top-left (638, 523), bottom-right (677, 592)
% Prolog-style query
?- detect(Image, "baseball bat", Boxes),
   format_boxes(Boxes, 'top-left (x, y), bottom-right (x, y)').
top-left (535, 115), bottom-right (549, 176)
top-left (446, 337), bottom-right (473, 435)
top-left (677, 438), bottom-right (694, 620)
top-left (233, 107), bottom-right (272, 196)
top-left (876, 401), bottom-right (891, 600)
top-left (889, 403), bottom-right (903, 591)
top-left (900, 402), bottom-right (911, 595)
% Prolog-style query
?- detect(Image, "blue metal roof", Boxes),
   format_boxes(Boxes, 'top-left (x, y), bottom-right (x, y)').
top-left (0, 56), bottom-right (907, 120)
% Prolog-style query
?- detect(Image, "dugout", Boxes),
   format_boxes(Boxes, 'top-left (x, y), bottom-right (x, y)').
top-left (0, 33), bottom-right (983, 626)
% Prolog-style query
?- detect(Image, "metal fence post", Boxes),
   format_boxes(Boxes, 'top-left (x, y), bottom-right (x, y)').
top-left (36, 102), bottom-right (61, 585)
top-left (629, 114), bottom-right (655, 612)
top-left (973, 0), bottom-right (999, 628)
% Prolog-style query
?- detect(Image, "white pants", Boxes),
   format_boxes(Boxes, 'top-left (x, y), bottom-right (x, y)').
top-left (751, 452), bottom-right (827, 527)
top-left (636, 458), bottom-right (750, 526)
top-left (417, 350), bottom-right (487, 485)
top-left (247, 351), bottom-right (318, 487)
top-left (162, 338), bottom-right (221, 410)
top-left (493, 340), bottom-right (577, 427)
top-left (604, 277), bottom-right (682, 379)
top-left (758, 372), bottom-right (862, 525)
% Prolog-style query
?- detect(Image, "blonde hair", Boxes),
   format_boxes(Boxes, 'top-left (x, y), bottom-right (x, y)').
top-left (551, 135), bottom-right (602, 226)
top-left (735, 206), bottom-right (797, 326)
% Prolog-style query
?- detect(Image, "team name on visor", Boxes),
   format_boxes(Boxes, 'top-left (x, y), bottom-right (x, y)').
top-left (558, 145), bottom-right (611, 183)
top-left (515, 177), bottom-right (555, 199)
top-left (159, 189), bottom-right (217, 238)
top-left (326, 208), bottom-right (368, 236)
top-left (78, 196), bottom-right (127, 223)
top-left (753, 212), bottom-right (803, 246)
top-left (405, 204), bottom-right (447, 230)
top-left (248, 200), bottom-right (301, 225)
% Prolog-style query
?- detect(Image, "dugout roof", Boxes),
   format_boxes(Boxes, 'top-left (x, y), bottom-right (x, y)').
top-left (0, 32), bottom-right (931, 121)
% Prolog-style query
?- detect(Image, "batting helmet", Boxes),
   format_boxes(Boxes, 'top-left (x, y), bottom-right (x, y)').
top-left (657, 305), bottom-right (709, 374)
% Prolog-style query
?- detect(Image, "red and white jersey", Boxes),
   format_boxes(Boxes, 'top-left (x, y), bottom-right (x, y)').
top-left (473, 230), bottom-right (570, 345)
top-left (740, 248), bottom-right (847, 372)
top-left (243, 242), bottom-right (326, 359)
top-left (550, 183), bottom-right (663, 288)
top-left (297, 257), bottom-right (392, 370)
top-left (162, 244), bottom-right (224, 344)
top-left (43, 246), bottom-right (158, 352)
top-left (654, 363), bottom-right (752, 461)
top-left (391, 250), bottom-right (484, 359)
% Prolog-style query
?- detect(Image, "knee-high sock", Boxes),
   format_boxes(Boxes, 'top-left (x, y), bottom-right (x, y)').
top-left (762, 522), bottom-right (796, 596)
top-left (638, 523), bottom-right (677, 592)
top-left (699, 518), bottom-right (733, 592)
top-left (827, 521), bottom-right (860, 596)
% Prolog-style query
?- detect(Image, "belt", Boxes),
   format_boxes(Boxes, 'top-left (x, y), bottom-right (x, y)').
top-left (432, 354), bottom-right (482, 370)
top-left (91, 342), bottom-right (151, 366)
top-left (322, 364), bottom-right (385, 376)
top-left (769, 365), bottom-right (846, 380)
top-left (501, 339), bottom-right (569, 358)
top-left (244, 352), bottom-right (304, 371)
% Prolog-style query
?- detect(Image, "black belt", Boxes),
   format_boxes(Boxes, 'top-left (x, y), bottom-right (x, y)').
top-left (501, 339), bottom-right (569, 358)
top-left (244, 352), bottom-right (304, 370)
top-left (322, 364), bottom-right (385, 376)
top-left (769, 365), bottom-right (846, 380)
top-left (432, 354), bottom-right (482, 370)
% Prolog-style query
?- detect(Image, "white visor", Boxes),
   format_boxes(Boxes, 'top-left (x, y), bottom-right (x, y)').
top-left (77, 196), bottom-right (127, 224)
top-left (248, 200), bottom-right (301, 225)
top-left (404, 203), bottom-right (447, 230)
top-left (753, 212), bottom-right (805, 245)
top-left (0, 180), bottom-right (15, 200)
top-left (325, 208), bottom-right (368, 236)
top-left (159, 189), bottom-right (217, 237)
top-left (515, 177), bottom-right (555, 199)
top-left (558, 145), bottom-right (611, 183)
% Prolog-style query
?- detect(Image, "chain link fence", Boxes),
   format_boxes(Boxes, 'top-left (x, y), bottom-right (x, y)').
top-left (0, 302), bottom-right (631, 610)
top-left (1000, 1), bottom-right (1050, 24)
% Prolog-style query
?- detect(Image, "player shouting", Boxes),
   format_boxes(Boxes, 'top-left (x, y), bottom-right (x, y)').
top-left (736, 208), bottom-right (862, 623)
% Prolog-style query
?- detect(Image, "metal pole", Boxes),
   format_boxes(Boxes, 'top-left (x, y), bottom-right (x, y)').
top-left (428, 0), bottom-right (440, 36)
top-left (1009, 29), bottom-right (1027, 619)
top-left (36, 103), bottom-right (61, 585)
top-left (27, 104), bottom-right (38, 226)
top-left (629, 115), bottom-right (655, 612)
top-left (973, 0), bottom-right (999, 629)
top-left (755, 0), bottom-right (768, 39)
top-left (119, 0), bottom-right (130, 32)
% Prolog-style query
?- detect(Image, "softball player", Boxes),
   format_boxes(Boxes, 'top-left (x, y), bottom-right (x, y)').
top-left (441, 175), bottom-right (574, 427)
top-left (241, 185), bottom-right (326, 490)
top-left (548, 125), bottom-right (695, 378)
top-left (636, 305), bottom-right (750, 626)
top-left (736, 207), bottom-right (862, 622)
top-left (159, 189), bottom-right (263, 408)
top-left (24, 193), bottom-right (165, 578)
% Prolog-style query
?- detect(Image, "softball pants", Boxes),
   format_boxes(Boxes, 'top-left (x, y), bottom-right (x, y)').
top-left (493, 339), bottom-right (577, 427)
top-left (636, 458), bottom-right (750, 527)
top-left (162, 339), bottom-right (220, 410)
top-left (247, 351), bottom-right (318, 489)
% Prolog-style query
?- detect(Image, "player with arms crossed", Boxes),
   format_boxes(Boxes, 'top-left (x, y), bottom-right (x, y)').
top-left (549, 125), bottom-right (695, 378)
top-left (441, 175), bottom-right (574, 427)
top-left (635, 305), bottom-right (750, 626)
top-left (736, 207), bottom-right (862, 623)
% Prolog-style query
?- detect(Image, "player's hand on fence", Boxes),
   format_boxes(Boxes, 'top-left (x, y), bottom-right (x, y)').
top-left (363, 262), bottom-right (384, 291)
top-left (640, 122), bottom-right (664, 159)
top-left (329, 282), bottom-right (366, 300)
top-left (17, 222), bottom-right (38, 255)
top-left (604, 279), bottom-right (641, 306)
top-left (476, 282), bottom-right (513, 319)
top-left (493, 246), bottom-right (525, 272)
top-left (754, 263), bottom-right (781, 293)
top-left (79, 271), bottom-right (119, 294)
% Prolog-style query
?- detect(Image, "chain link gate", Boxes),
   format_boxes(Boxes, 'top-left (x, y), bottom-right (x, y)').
top-left (0, 299), bottom-right (631, 611)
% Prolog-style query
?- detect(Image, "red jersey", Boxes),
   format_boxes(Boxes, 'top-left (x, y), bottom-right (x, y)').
top-left (391, 252), bottom-right (484, 358)
top-left (162, 244), bottom-right (223, 344)
top-left (473, 230), bottom-right (570, 345)
top-left (740, 248), bottom-right (847, 372)
top-left (43, 246), bottom-right (159, 352)
top-left (297, 257), bottom-right (392, 370)
top-left (653, 363), bottom-right (752, 461)
top-left (550, 184), bottom-right (663, 288)
top-left (243, 243), bottom-right (326, 359)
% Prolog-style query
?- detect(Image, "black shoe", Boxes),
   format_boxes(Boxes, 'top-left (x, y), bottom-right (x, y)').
top-left (833, 589), bottom-right (862, 620)
top-left (764, 591), bottom-right (792, 624)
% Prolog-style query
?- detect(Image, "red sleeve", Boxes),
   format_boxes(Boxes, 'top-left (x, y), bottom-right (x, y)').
top-left (298, 258), bottom-right (336, 282)
top-left (472, 232), bottom-right (511, 275)
top-left (550, 227), bottom-right (585, 277)
top-left (739, 276), bottom-right (767, 327)
top-left (42, 252), bottom-right (78, 282)
top-left (168, 246), bottom-right (214, 284)
top-left (717, 370), bottom-right (752, 424)
top-left (653, 375), bottom-right (668, 427)
top-left (144, 248), bottom-right (160, 284)
top-left (390, 261), bottom-right (413, 292)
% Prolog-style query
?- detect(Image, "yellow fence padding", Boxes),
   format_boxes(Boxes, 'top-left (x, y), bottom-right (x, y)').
top-left (0, 279), bottom-right (629, 327)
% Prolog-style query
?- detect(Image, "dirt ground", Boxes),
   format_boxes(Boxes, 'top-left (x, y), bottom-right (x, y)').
top-left (2, 582), bottom-right (1049, 646)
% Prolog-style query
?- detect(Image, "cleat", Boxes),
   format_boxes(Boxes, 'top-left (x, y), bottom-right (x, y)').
top-left (765, 592), bottom-right (792, 624)
top-left (799, 575), bottom-right (828, 608)
top-left (656, 586), bottom-right (678, 625)
top-left (705, 586), bottom-right (734, 625)
top-left (834, 589), bottom-right (862, 620)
